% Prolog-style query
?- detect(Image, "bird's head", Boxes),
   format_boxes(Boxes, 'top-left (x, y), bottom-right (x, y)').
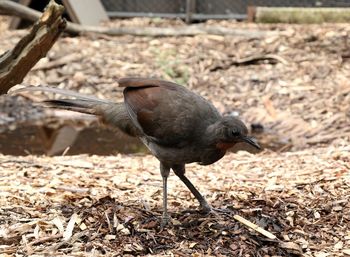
top-left (210, 116), bottom-right (261, 151)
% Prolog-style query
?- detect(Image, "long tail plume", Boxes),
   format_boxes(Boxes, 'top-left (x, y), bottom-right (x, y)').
top-left (11, 85), bottom-right (114, 115)
top-left (11, 85), bottom-right (114, 103)
top-left (10, 85), bottom-right (138, 136)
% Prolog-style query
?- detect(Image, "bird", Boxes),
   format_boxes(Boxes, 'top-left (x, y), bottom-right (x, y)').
top-left (13, 77), bottom-right (261, 225)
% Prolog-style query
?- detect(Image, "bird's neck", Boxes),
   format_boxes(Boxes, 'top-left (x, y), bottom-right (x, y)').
top-left (203, 120), bottom-right (225, 146)
top-left (204, 119), bottom-right (237, 151)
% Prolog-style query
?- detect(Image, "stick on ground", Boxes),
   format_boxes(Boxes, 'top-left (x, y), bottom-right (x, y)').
top-left (233, 214), bottom-right (277, 240)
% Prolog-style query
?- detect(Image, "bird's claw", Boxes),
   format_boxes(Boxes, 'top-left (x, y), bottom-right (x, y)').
top-left (181, 203), bottom-right (212, 215)
top-left (160, 214), bottom-right (170, 229)
top-left (199, 204), bottom-right (212, 215)
top-left (197, 206), bottom-right (231, 216)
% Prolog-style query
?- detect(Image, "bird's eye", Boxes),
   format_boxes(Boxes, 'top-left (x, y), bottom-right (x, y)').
top-left (231, 129), bottom-right (240, 137)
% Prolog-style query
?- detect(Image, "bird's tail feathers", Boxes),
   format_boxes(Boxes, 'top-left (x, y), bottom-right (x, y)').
top-left (10, 85), bottom-right (139, 136)
top-left (11, 85), bottom-right (113, 103)
top-left (43, 99), bottom-right (105, 115)
top-left (11, 85), bottom-right (114, 115)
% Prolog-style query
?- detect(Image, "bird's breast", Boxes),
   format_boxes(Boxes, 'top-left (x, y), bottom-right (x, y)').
top-left (216, 142), bottom-right (236, 151)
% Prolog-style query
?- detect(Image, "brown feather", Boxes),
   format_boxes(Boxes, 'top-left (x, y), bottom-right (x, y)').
top-left (121, 77), bottom-right (221, 147)
top-left (118, 77), bottom-right (179, 89)
top-left (216, 142), bottom-right (236, 151)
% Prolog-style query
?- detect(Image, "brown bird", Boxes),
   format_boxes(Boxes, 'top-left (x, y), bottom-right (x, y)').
top-left (14, 78), bottom-right (260, 225)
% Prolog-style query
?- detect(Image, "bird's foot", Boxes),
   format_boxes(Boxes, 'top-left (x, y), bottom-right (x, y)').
top-left (195, 206), bottom-right (232, 216)
top-left (198, 203), bottom-right (212, 214)
top-left (160, 214), bottom-right (171, 229)
top-left (211, 207), bottom-right (232, 213)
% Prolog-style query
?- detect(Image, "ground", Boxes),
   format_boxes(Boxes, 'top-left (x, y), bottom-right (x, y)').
top-left (1, 146), bottom-right (349, 256)
top-left (0, 16), bottom-right (350, 256)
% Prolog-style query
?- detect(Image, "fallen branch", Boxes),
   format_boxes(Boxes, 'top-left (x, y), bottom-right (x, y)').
top-left (253, 7), bottom-right (350, 24)
top-left (210, 54), bottom-right (288, 72)
top-left (0, 0), bottom-right (277, 37)
top-left (0, 0), bottom-right (66, 95)
top-left (32, 52), bottom-right (82, 71)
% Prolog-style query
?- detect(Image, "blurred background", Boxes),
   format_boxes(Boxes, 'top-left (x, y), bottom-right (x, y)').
top-left (102, 0), bottom-right (350, 21)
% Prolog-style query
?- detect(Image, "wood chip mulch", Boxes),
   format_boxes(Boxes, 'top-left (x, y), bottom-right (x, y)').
top-left (1, 141), bottom-right (349, 256)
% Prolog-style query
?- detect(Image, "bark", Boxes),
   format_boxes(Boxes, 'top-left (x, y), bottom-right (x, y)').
top-left (0, 0), bottom-right (66, 95)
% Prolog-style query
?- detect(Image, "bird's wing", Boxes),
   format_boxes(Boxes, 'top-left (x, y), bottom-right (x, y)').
top-left (119, 78), bottom-right (221, 147)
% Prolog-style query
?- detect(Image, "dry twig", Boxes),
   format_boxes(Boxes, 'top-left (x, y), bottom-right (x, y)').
top-left (233, 214), bottom-right (277, 240)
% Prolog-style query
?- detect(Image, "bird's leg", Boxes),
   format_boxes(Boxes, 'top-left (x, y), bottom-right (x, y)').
top-left (160, 162), bottom-right (171, 226)
top-left (172, 164), bottom-right (211, 214)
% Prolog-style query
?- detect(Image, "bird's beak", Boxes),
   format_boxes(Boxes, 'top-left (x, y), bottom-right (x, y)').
top-left (242, 136), bottom-right (261, 150)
